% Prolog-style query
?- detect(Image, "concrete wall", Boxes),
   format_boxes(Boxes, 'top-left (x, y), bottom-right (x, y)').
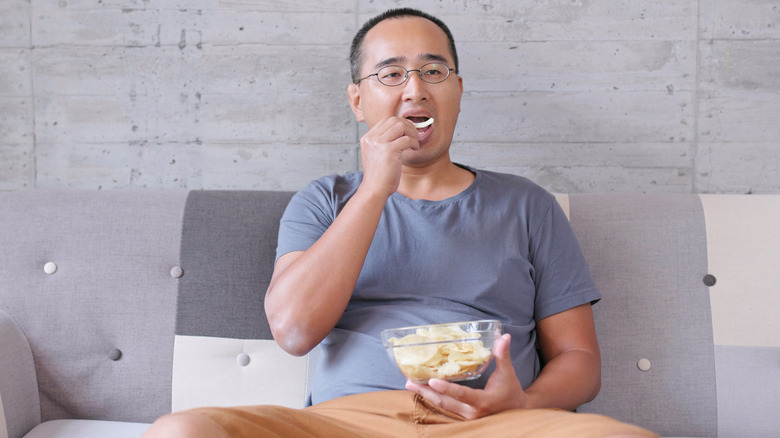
top-left (1, 0), bottom-right (778, 193)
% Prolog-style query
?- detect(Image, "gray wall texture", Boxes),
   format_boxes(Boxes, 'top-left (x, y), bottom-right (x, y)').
top-left (1, 0), bottom-right (779, 194)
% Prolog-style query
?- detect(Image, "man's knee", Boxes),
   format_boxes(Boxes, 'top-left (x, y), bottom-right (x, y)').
top-left (143, 412), bottom-right (228, 438)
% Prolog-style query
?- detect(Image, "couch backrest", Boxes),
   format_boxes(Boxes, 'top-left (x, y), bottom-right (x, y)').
top-left (561, 194), bottom-right (780, 437)
top-left (0, 190), bottom-right (302, 425)
top-left (1, 190), bottom-right (778, 436)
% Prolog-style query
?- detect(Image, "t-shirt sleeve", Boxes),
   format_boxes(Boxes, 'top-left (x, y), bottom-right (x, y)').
top-left (275, 179), bottom-right (337, 262)
top-left (529, 195), bottom-right (601, 321)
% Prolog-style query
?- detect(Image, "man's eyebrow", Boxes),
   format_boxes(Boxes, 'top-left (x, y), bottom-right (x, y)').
top-left (420, 53), bottom-right (449, 64)
top-left (374, 53), bottom-right (450, 69)
top-left (375, 56), bottom-right (406, 69)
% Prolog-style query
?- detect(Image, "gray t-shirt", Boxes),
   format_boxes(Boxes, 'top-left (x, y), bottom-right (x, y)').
top-left (276, 165), bottom-right (600, 405)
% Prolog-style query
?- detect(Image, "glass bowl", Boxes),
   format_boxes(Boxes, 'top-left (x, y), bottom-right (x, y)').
top-left (380, 319), bottom-right (502, 383)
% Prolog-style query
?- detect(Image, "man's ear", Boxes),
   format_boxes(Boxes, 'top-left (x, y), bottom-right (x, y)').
top-left (347, 83), bottom-right (365, 122)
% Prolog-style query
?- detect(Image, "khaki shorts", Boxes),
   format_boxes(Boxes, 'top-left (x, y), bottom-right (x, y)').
top-left (182, 390), bottom-right (658, 438)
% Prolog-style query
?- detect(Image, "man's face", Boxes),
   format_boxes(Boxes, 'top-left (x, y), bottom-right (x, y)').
top-left (348, 16), bottom-right (463, 167)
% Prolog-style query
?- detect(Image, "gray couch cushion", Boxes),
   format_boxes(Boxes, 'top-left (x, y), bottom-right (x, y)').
top-left (571, 194), bottom-right (717, 437)
top-left (0, 190), bottom-right (187, 423)
top-left (714, 345), bottom-right (780, 436)
top-left (176, 190), bottom-right (294, 340)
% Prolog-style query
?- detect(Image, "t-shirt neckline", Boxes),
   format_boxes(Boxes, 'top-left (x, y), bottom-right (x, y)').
top-left (389, 164), bottom-right (481, 206)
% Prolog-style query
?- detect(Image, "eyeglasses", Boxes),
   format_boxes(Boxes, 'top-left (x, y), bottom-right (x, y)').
top-left (356, 63), bottom-right (455, 87)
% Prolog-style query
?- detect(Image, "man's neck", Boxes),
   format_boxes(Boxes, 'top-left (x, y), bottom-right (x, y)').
top-left (396, 161), bottom-right (475, 201)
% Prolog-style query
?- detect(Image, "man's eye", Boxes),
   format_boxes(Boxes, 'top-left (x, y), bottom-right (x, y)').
top-left (423, 69), bottom-right (443, 76)
top-left (382, 72), bottom-right (402, 79)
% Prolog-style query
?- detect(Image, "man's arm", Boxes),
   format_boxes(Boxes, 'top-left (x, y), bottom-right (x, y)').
top-left (264, 117), bottom-right (420, 356)
top-left (264, 187), bottom-right (388, 356)
top-left (405, 303), bottom-right (600, 419)
top-left (523, 302), bottom-right (601, 409)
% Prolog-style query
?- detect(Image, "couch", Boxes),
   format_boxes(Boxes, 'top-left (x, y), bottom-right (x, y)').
top-left (0, 189), bottom-right (778, 438)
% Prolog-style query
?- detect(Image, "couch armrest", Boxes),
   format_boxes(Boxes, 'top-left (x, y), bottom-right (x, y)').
top-left (0, 309), bottom-right (41, 438)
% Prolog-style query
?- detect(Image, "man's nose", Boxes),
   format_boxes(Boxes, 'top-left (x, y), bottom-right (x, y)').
top-left (402, 71), bottom-right (428, 100)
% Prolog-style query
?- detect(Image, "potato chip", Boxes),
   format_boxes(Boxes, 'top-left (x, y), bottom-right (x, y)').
top-left (393, 344), bottom-right (438, 366)
top-left (413, 118), bottom-right (434, 128)
top-left (437, 361), bottom-right (462, 378)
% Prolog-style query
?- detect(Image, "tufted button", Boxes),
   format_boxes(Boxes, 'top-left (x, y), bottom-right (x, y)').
top-left (637, 358), bottom-right (652, 372)
top-left (236, 353), bottom-right (251, 367)
top-left (703, 274), bottom-right (717, 287)
top-left (44, 262), bottom-right (58, 275)
top-left (109, 348), bottom-right (123, 361)
top-left (170, 266), bottom-right (184, 278)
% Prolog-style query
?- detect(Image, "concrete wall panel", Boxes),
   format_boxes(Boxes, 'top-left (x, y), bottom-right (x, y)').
top-left (0, 0), bottom-right (778, 193)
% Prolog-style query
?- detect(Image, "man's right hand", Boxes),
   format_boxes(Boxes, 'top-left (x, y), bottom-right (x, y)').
top-left (359, 117), bottom-right (420, 199)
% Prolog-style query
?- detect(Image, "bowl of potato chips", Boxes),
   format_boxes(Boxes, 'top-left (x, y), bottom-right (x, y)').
top-left (380, 320), bottom-right (502, 383)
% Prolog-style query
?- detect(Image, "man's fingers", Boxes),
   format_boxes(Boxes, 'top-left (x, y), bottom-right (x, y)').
top-left (405, 380), bottom-right (442, 405)
top-left (375, 117), bottom-right (420, 151)
top-left (426, 379), bottom-right (483, 418)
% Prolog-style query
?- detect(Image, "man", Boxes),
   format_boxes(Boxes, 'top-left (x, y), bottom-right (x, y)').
top-left (144, 8), bottom-right (657, 437)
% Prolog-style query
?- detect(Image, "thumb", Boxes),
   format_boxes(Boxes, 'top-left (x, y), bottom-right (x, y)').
top-left (492, 333), bottom-right (512, 367)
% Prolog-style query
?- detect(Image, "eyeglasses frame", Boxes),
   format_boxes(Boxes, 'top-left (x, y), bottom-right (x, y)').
top-left (355, 63), bottom-right (456, 87)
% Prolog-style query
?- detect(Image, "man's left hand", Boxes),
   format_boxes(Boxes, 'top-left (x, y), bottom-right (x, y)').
top-left (404, 333), bottom-right (527, 419)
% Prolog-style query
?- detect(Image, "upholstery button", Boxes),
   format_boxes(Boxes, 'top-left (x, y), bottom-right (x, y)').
top-left (703, 274), bottom-right (717, 287)
top-left (109, 348), bottom-right (123, 361)
top-left (170, 266), bottom-right (184, 278)
top-left (44, 262), bottom-right (58, 275)
top-left (637, 358), bottom-right (652, 371)
top-left (237, 353), bottom-right (251, 367)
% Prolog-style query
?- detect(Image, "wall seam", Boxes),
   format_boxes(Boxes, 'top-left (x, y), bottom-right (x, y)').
top-left (692, 0), bottom-right (706, 194)
top-left (27, 1), bottom-right (37, 188)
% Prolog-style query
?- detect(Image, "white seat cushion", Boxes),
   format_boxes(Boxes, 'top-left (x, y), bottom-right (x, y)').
top-left (24, 419), bottom-right (150, 438)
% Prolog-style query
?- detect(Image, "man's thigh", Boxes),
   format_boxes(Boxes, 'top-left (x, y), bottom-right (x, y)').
top-left (186, 391), bottom-right (417, 438)
top-left (172, 391), bottom-right (657, 438)
top-left (426, 406), bottom-right (658, 438)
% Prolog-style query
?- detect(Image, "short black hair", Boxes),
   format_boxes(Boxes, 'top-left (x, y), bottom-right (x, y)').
top-left (349, 8), bottom-right (459, 84)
